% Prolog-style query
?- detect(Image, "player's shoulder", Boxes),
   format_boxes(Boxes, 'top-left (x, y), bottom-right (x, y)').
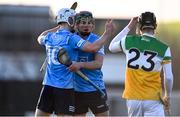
top-left (41, 32), bottom-right (54, 43)
top-left (69, 33), bottom-right (85, 45)
top-left (126, 34), bottom-right (141, 39)
top-left (44, 31), bottom-right (54, 38)
top-left (88, 33), bottom-right (100, 42)
top-left (90, 33), bottom-right (100, 38)
top-left (125, 35), bottom-right (142, 43)
top-left (154, 37), bottom-right (169, 47)
top-left (70, 33), bottom-right (82, 39)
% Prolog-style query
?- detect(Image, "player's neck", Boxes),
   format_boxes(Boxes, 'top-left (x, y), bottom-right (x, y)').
top-left (141, 29), bottom-right (154, 35)
top-left (78, 32), bottom-right (90, 39)
top-left (59, 24), bottom-right (71, 31)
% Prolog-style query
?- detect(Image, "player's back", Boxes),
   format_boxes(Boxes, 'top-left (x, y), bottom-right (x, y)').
top-left (42, 29), bottom-right (79, 89)
top-left (122, 34), bottom-right (169, 100)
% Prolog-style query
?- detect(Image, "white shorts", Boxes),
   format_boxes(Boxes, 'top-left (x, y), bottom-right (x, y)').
top-left (126, 100), bottom-right (165, 117)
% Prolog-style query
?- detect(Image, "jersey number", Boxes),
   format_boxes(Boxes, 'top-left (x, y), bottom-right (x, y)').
top-left (47, 46), bottom-right (62, 65)
top-left (127, 48), bottom-right (157, 71)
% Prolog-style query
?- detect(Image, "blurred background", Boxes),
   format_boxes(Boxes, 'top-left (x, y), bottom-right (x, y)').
top-left (0, 0), bottom-right (180, 116)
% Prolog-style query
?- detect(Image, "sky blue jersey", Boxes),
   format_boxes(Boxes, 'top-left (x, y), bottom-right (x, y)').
top-left (74, 33), bottom-right (105, 92)
top-left (39, 29), bottom-right (86, 89)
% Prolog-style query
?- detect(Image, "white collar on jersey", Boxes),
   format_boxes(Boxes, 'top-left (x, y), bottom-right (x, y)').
top-left (142, 33), bottom-right (155, 38)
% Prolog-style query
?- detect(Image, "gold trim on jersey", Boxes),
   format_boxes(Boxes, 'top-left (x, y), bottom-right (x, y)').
top-left (122, 68), bottom-right (162, 100)
top-left (162, 60), bottom-right (171, 65)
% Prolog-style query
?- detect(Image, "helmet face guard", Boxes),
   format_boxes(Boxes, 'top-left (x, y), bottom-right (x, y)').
top-left (138, 12), bottom-right (157, 30)
top-left (56, 8), bottom-right (76, 26)
top-left (75, 11), bottom-right (94, 24)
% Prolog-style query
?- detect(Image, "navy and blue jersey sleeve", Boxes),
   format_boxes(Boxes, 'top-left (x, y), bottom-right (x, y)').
top-left (91, 34), bottom-right (105, 55)
top-left (69, 34), bottom-right (87, 50)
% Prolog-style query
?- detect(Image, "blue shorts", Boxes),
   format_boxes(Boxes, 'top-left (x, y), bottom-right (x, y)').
top-left (74, 89), bottom-right (109, 114)
top-left (36, 85), bottom-right (75, 115)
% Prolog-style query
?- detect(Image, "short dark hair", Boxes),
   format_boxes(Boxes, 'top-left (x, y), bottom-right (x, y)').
top-left (138, 12), bottom-right (157, 30)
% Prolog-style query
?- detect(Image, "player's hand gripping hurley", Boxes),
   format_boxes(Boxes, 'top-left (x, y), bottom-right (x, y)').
top-left (57, 48), bottom-right (106, 98)
top-left (159, 93), bottom-right (171, 117)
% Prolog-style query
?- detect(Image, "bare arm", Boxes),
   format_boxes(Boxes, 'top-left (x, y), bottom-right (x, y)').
top-left (68, 54), bottom-right (103, 72)
top-left (82, 19), bottom-right (114, 53)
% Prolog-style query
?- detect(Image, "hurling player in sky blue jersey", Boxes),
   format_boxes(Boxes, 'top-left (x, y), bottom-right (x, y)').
top-left (68, 11), bottom-right (109, 116)
top-left (35, 8), bottom-right (114, 116)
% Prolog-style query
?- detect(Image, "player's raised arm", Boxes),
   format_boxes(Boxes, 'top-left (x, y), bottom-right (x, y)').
top-left (81, 19), bottom-right (114, 53)
top-left (109, 17), bottom-right (138, 53)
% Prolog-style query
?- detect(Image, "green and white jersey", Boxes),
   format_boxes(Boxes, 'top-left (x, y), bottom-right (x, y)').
top-left (120, 34), bottom-right (171, 100)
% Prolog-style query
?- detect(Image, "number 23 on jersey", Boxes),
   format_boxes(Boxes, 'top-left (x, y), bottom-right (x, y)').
top-left (127, 48), bottom-right (158, 72)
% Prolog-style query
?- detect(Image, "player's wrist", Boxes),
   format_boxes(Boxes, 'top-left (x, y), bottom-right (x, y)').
top-left (165, 91), bottom-right (171, 97)
top-left (79, 62), bottom-right (85, 68)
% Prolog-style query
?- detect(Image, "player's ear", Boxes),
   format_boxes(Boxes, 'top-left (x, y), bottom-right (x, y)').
top-left (154, 23), bottom-right (157, 29)
top-left (92, 20), bottom-right (95, 30)
top-left (74, 24), bottom-right (78, 32)
top-left (92, 24), bottom-right (95, 31)
top-left (136, 22), bottom-right (141, 35)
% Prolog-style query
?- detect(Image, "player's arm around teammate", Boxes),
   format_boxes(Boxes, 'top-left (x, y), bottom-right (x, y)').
top-left (68, 54), bottom-right (103, 71)
top-left (69, 11), bottom-right (109, 116)
top-left (38, 20), bottom-right (114, 54)
top-left (35, 8), bottom-right (78, 117)
top-left (68, 52), bottom-right (107, 116)
top-left (35, 8), bottom-right (114, 117)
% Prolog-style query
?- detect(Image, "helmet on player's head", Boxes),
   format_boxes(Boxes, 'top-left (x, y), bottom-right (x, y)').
top-left (56, 8), bottom-right (76, 26)
top-left (138, 11), bottom-right (157, 30)
top-left (75, 11), bottom-right (94, 24)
